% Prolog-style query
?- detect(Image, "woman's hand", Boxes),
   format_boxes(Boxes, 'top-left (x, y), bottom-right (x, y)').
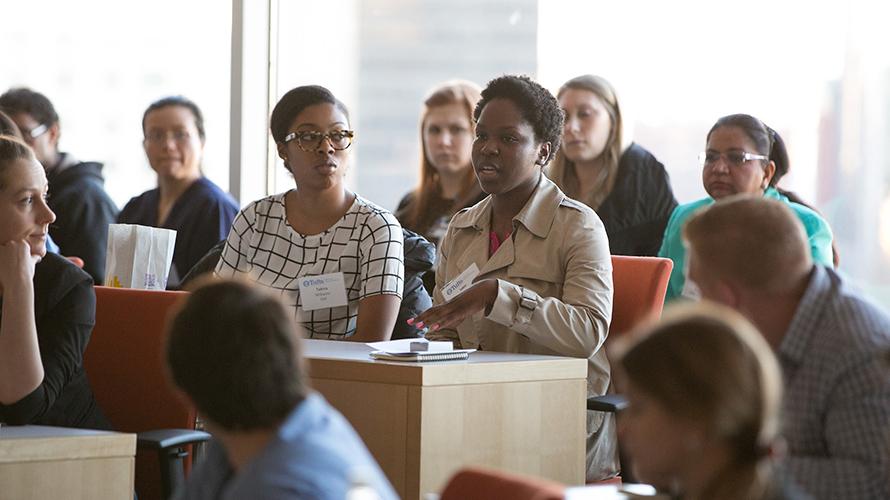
top-left (0, 240), bottom-right (38, 291)
top-left (409, 279), bottom-right (499, 332)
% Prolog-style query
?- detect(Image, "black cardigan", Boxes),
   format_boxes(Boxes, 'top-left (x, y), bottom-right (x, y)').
top-left (0, 253), bottom-right (110, 429)
top-left (596, 143), bottom-right (677, 256)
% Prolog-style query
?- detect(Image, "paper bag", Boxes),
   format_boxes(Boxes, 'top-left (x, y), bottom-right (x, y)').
top-left (104, 224), bottom-right (177, 290)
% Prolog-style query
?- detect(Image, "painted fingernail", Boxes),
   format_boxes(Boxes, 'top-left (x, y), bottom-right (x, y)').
top-left (406, 318), bottom-right (415, 325)
top-left (416, 322), bottom-right (425, 328)
top-left (431, 323), bottom-right (440, 331)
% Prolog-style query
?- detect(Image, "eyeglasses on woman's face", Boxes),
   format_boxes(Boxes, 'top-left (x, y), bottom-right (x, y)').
top-left (144, 129), bottom-right (194, 145)
top-left (284, 130), bottom-right (355, 152)
top-left (699, 150), bottom-right (769, 168)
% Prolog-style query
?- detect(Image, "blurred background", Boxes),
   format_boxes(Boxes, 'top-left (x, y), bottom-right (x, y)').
top-left (4, 0), bottom-right (888, 307)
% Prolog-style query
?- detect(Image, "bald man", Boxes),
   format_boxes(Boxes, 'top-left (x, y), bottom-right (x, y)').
top-left (683, 195), bottom-right (890, 500)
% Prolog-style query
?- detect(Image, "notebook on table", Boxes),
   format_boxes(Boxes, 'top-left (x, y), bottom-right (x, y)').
top-left (369, 349), bottom-right (475, 362)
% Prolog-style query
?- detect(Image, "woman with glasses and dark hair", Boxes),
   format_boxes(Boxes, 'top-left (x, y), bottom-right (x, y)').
top-left (546, 74), bottom-right (677, 256)
top-left (117, 96), bottom-right (239, 289)
top-left (0, 135), bottom-right (110, 430)
top-left (215, 85), bottom-right (404, 342)
top-left (658, 113), bottom-right (834, 301)
top-left (409, 75), bottom-right (618, 482)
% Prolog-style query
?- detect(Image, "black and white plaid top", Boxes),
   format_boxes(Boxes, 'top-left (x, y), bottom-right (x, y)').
top-left (215, 193), bottom-right (404, 339)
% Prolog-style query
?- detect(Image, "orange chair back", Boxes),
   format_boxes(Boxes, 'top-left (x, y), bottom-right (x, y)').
top-left (84, 286), bottom-right (192, 500)
top-left (440, 466), bottom-right (565, 500)
top-left (610, 256), bottom-right (673, 338)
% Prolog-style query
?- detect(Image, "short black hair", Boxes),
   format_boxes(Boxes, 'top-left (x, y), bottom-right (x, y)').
top-left (166, 279), bottom-right (308, 431)
top-left (474, 75), bottom-right (564, 164)
top-left (0, 87), bottom-right (59, 127)
top-left (270, 85), bottom-right (350, 143)
top-left (142, 95), bottom-right (206, 141)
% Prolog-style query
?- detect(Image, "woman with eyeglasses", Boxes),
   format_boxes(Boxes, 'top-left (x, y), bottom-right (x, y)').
top-left (658, 113), bottom-right (834, 301)
top-left (0, 135), bottom-right (110, 430)
top-left (117, 96), bottom-right (239, 289)
top-left (215, 85), bottom-right (404, 342)
top-left (547, 75), bottom-right (677, 256)
top-left (409, 75), bottom-right (618, 482)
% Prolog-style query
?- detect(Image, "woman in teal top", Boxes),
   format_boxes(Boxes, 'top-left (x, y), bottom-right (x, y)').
top-left (659, 114), bottom-right (834, 301)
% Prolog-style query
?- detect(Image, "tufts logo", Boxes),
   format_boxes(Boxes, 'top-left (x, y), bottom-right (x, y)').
top-left (303, 278), bottom-right (325, 287)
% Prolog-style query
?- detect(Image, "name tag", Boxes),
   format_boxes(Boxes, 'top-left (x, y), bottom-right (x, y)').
top-left (442, 263), bottom-right (480, 302)
top-left (299, 272), bottom-right (349, 311)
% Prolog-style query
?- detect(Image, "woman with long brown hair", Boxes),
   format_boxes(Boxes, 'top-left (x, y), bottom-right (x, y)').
top-left (396, 80), bottom-right (486, 246)
top-left (547, 74), bottom-right (677, 256)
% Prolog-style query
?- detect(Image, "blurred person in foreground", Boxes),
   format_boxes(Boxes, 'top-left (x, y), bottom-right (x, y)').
top-left (167, 278), bottom-right (397, 500)
top-left (683, 195), bottom-right (890, 499)
top-left (617, 303), bottom-right (811, 499)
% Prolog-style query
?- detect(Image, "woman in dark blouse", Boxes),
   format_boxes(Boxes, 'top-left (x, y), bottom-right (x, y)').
top-left (0, 135), bottom-right (108, 429)
top-left (118, 96), bottom-right (239, 288)
top-left (546, 74), bottom-right (677, 256)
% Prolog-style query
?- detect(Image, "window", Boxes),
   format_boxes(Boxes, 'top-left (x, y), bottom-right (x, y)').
top-left (1, 0), bottom-right (232, 209)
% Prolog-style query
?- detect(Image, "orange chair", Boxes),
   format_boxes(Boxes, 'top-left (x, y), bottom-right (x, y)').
top-left (588, 255), bottom-right (672, 416)
top-left (440, 466), bottom-right (565, 500)
top-left (608, 255), bottom-right (673, 338)
top-left (588, 256), bottom-right (673, 482)
top-left (85, 286), bottom-right (209, 500)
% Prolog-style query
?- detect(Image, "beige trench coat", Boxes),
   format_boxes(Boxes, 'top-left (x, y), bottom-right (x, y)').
top-left (432, 174), bottom-right (619, 481)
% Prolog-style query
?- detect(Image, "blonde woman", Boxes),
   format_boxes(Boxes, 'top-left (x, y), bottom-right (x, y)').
top-left (547, 74), bottom-right (676, 256)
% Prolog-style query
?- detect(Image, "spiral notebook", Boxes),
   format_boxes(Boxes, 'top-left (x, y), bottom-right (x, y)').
top-left (370, 349), bottom-right (475, 362)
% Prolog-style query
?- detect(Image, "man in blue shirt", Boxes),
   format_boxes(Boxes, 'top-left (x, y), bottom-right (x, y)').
top-left (166, 279), bottom-right (397, 500)
top-left (683, 195), bottom-right (890, 500)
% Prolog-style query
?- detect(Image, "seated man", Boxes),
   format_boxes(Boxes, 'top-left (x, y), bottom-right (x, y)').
top-left (0, 87), bottom-right (118, 284)
top-left (683, 195), bottom-right (890, 499)
top-left (166, 279), bottom-right (398, 500)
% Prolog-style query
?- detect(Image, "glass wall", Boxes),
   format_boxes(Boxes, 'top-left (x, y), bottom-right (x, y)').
top-left (1, 0), bottom-right (232, 209)
top-left (7, 0), bottom-right (888, 308)
top-left (274, 0), bottom-right (538, 208)
top-left (538, 0), bottom-right (890, 306)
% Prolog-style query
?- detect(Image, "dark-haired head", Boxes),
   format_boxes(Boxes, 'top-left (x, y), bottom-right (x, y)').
top-left (0, 110), bottom-right (23, 139)
top-left (142, 96), bottom-right (205, 141)
top-left (166, 278), bottom-right (309, 431)
top-left (0, 87), bottom-right (59, 128)
top-left (707, 114), bottom-right (788, 187)
top-left (270, 85), bottom-right (350, 144)
top-left (474, 75), bottom-right (564, 165)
